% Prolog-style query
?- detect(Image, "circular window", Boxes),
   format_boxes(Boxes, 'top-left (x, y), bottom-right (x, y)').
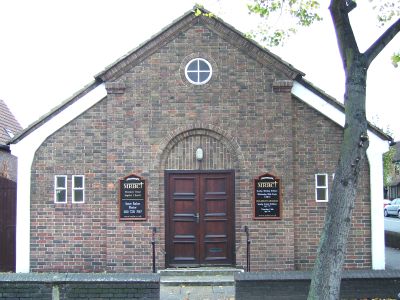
top-left (185, 58), bottom-right (212, 85)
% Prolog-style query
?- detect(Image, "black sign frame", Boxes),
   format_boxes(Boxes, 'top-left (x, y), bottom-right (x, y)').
top-left (119, 174), bottom-right (147, 221)
top-left (253, 173), bottom-right (282, 220)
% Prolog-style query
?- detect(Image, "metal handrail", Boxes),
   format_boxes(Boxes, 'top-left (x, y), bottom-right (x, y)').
top-left (244, 226), bottom-right (250, 272)
top-left (151, 227), bottom-right (156, 273)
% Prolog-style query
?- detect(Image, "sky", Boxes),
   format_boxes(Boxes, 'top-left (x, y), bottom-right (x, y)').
top-left (0, 0), bottom-right (399, 139)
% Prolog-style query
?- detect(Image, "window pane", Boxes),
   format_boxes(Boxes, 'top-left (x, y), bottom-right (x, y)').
top-left (199, 60), bottom-right (210, 71)
top-left (317, 188), bottom-right (326, 201)
top-left (74, 176), bottom-right (83, 188)
top-left (57, 176), bottom-right (66, 188)
top-left (187, 72), bottom-right (198, 82)
top-left (187, 61), bottom-right (198, 71)
top-left (74, 190), bottom-right (84, 203)
top-left (316, 175), bottom-right (326, 187)
top-left (199, 72), bottom-right (210, 82)
top-left (56, 190), bottom-right (66, 202)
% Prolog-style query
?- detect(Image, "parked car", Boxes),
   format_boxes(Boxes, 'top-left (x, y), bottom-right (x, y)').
top-left (383, 199), bottom-right (391, 208)
top-left (384, 198), bottom-right (400, 218)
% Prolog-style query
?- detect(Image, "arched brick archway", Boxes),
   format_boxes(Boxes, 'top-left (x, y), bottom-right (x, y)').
top-left (152, 125), bottom-right (244, 268)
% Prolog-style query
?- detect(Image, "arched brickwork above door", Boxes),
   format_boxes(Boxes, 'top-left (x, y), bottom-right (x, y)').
top-left (157, 125), bottom-right (242, 171)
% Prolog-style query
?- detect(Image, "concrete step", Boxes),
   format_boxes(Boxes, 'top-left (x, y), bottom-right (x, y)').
top-left (159, 267), bottom-right (244, 277)
top-left (159, 267), bottom-right (243, 287)
top-left (161, 275), bottom-right (234, 286)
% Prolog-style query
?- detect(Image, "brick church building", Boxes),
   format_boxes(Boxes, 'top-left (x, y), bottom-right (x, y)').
top-left (9, 7), bottom-right (390, 273)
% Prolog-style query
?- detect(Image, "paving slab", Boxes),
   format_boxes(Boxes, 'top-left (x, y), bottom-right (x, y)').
top-left (160, 284), bottom-right (235, 300)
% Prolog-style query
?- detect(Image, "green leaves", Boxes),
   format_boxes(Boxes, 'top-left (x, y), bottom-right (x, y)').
top-left (371, 0), bottom-right (400, 26)
top-left (247, 0), bottom-right (323, 46)
top-left (193, 6), bottom-right (214, 18)
top-left (370, 0), bottom-right (400, 67)
top-left (383, 146), bottom-right (396, 187)
top-left (393, 52), bottom-right (400, 67)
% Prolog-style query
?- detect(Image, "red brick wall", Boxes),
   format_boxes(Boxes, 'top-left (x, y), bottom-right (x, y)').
top-left (30, 19), bottom-right (371, 272)
top-left (31, 98), bottom-right (108, 272)
top-left (292, 99), bottom-right (371, 270)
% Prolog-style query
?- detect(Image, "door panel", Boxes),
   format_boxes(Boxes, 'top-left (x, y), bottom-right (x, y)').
top-left (166, 171), bottom-right (234, 267)
top-left (168, 175), bottom-right (199, 264)
top-left (201, 174), bottom-right (232, 264)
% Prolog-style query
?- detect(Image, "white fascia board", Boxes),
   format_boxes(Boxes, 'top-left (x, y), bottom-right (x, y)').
top-left (292, 80), bottom-right (388, 270)
top-left (367, 133), bottom-right (389, 270)
top-left (292, 81), bottom-right (345, 128)
top-left (10, 83), bottom-right (107, 273)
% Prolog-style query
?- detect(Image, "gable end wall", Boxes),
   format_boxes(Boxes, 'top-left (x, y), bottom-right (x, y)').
top-left (28, 22), bottom-right (372, 272)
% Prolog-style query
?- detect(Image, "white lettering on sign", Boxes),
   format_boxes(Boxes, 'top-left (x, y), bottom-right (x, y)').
top-left (124, 182), bottom-right (144, 189)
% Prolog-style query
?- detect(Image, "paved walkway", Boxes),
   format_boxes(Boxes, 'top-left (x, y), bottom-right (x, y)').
top-left (386, 246), bottom-right (400, 270)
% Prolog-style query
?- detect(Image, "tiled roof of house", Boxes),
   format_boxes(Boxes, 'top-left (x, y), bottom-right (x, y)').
top-left (0, 99), bottom-right (23, 145)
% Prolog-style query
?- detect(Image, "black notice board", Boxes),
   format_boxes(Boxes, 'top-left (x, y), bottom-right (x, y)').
top-left (119, 174), bottom-right (147, 220)
top-left (253, 173), bottom-right (281, 219)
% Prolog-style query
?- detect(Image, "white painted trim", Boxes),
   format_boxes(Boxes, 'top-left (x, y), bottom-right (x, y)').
top-left (367, 133), bottom-right (388, 270)
top-left (10, 83), bottom-right (106, 272)
top-left (292, 81), bottom-right (345, 128)
top-left (292, 80), bottom-right (388, 270)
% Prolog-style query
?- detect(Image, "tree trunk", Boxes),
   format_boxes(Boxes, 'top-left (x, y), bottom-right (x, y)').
top-left (307, 58), bottom-right (369, 300)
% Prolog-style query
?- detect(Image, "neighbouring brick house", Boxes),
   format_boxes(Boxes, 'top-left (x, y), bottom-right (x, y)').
top-left (9, 7), bottom-right (390, 273)
top-left (0, 99), bottom-right (23, 272)
top-left (0, 99), bottom-right (22, 181)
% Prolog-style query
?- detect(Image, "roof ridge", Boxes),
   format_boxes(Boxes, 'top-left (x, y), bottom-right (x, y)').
top-left (96, 6), bottom-right (303, 82)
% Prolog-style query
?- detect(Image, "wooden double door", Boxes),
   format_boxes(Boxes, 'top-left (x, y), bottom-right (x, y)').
top-left (165, 171), bottom-right (235, 267)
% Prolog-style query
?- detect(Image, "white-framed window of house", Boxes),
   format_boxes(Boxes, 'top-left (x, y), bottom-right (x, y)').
top-left (315, 173), bottom-right (329, 202)
top-left (54, 175), bottom-right (67, 203)
top-left (72, 175), bottom-right (85, 203)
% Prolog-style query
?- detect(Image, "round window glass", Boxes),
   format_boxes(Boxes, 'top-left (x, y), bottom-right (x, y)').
top-left (185, 58), bottom-right (212, 85)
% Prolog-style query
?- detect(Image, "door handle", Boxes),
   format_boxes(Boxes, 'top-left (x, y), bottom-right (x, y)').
top-left (195, 213), bottom-right (199, 224)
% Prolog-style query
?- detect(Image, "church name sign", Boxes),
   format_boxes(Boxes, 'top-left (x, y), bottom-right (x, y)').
top-left (119, 174), bottom-right (147, 220)
top-left (253, 173), bottom-right (282, 219)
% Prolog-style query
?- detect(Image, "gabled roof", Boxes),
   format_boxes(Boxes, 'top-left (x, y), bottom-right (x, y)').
top-left (95, 6), bottom-right (304, 82)
top-left (8, 6), bottom-right (391, 145)
top-left (0, 99), bottom-right (23, 145)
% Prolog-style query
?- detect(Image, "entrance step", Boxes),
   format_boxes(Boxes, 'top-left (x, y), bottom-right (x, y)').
top-left (159, 267), bottom-right (243, 286)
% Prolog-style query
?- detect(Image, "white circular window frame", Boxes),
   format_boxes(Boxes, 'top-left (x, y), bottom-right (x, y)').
top-left (184, 58), bottom-right (213, 85)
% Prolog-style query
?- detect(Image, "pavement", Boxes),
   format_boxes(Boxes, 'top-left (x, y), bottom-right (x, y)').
top-left (158, 248), bottom-right (400, 299)
top-left (386, 246), bottom-right (400, 270)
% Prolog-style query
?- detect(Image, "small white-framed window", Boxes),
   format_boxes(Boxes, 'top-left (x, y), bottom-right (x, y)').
top-left (72, 175), bottom-right (85, 203)
top-left (315, 173), bottom-right (328, 202)
top-left (185, 58), bottom-right (212, 85)
top-left (55, 175), bottom-right (67, 203)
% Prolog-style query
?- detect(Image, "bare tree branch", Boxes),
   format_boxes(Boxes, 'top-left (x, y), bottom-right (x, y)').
top-left (364, 18), bottom-right (400, 67)
top-left (329, 0), bottom-right (360, 72)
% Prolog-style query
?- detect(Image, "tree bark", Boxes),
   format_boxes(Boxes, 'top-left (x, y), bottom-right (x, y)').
top-left (308, 57), bottom-right (368, 300)
top-left (308, 1), bottom-right (400, 299)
